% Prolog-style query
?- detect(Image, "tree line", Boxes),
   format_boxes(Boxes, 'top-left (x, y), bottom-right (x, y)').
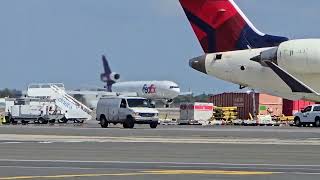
top-left (0, 89), bottom-right (22, 98)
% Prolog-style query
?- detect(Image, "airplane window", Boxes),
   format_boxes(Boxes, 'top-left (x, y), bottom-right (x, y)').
top-left (215, 54), bottom-right (222, 60)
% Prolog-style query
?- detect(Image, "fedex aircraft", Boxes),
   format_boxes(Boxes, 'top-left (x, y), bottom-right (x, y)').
top-left (180, 0), bottom-right (320, 102)
top-left (100, 55), bottom-right (181, 105)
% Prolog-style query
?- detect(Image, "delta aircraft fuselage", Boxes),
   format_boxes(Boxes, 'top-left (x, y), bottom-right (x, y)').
top-left (191, 39), bottom-right (320, 101)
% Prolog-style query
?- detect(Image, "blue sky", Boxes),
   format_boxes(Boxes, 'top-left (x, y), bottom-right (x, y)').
top-left (0, 0), bottom-right (319, 94)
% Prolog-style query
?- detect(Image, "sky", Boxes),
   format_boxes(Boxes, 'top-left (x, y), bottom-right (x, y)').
top-left (0, 0), bottom-right (320, 94)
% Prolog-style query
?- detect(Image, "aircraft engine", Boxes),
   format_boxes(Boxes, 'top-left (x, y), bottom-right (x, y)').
top-left (253, 39), bottom-right (320, 74)
top-left (109, 72), bottom-right (121, 82)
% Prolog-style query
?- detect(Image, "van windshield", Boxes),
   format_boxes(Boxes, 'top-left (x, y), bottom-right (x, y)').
top-left (127, 99), bottom-right (150, 108)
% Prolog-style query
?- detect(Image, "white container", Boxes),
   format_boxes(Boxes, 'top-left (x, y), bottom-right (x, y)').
top-left (179, 102), bottom-right (214, 124)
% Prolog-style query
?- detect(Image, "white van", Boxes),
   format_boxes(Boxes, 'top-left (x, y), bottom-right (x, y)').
top-left (96, 96), bottom-right (159, 129)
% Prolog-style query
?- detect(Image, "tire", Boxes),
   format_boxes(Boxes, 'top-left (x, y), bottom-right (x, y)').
top-left (100, 116), bottom-right (108, 128)
top-left (58, 117), bottom-right (68, 124)
top-left (315, 117), bottom-right (320, 127)
top-left (74, 119), bottom-right (84, 124)
top-left (123, 116), bottom-right (134, 129)
top-left (294, 117), bottom-right (302, 127)
top-left (150, 122), bottom-right (158, 129)
top-left (10, 118), bottom-right (17, 125)
top-left (49, 119), bottom-right (56, 124)
top-left (39, 117), bottom-right (48, 124)
top-left (21, 120), bottom-right (29, 125)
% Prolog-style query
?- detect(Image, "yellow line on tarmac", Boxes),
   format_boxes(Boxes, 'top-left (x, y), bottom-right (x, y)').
top-left (0, 170), bottom-right (277, 179)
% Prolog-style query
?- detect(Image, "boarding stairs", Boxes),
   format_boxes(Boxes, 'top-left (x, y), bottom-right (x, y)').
top-left (50, 85), bottom-right (92, 120)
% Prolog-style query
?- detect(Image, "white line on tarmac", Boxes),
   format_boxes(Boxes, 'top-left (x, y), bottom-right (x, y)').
top-left (162, 165), bottom-right (320, 171)
top-left (0, 159), bottom-right (319, 168)
top-left (0, 134), bottom-right (320, 145)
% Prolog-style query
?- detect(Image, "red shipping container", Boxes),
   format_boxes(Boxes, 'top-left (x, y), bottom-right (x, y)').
top-left (282, 99), bottom-right (315, 116)
top-left (210, 93), bottom-right (283, 119)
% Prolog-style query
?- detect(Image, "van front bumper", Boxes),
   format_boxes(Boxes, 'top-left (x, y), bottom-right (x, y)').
top-left (134, 117), bottom-right (159, 124)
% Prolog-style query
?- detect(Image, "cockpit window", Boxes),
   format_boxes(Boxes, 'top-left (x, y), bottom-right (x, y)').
top-left (170, 86), bottom-right (179, 89)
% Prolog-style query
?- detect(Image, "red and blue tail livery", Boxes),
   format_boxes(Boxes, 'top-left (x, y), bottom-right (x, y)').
top-left (179, 0), bottom-right (289, 53)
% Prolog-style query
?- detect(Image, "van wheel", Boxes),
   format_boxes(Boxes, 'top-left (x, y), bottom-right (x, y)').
top-left (315, 117), bottom-right (320, 127)
top-left (100, 116), bottom-right (108, 128)
top-left (294, 117), bottom-right (301, 127)
top-left (150, 122), bottom-right (158, 129)
top-left (123, 116), bottom-right (134, 129)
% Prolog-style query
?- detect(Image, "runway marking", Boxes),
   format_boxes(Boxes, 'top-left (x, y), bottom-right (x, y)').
top-left (0, 170), bottom-right (276, 179)
top-left (0, 159), bottom-right (320, 168)
top-left (0, 134), bottom-right (320, 145)
top-left (142, 170), bottom-right (276, 175)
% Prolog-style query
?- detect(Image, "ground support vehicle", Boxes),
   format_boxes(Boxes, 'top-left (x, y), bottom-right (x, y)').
top-left (96, 96), bottom-right (159, 129)
top-left (294, 105), bottom-right (320, 127)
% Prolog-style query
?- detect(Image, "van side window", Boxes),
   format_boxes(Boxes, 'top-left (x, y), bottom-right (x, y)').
top-left (120, 99), bottom-right (127, 108)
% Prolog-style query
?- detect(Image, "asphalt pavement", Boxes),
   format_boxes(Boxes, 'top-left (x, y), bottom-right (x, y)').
top-left (0, 123), bottom-right (319, 179)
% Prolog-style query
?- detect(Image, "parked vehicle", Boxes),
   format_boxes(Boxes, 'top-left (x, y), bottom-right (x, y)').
top-left (294, 105), bottom-right (320, 127)
top-left (96, 96), bottom-right (159, 129)
top-left (179, 103), bottom-right (214, 125)
top-left (6, 98), bottom-right (64, 124)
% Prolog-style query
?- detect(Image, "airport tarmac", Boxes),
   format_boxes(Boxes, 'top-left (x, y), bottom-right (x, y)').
top-left (0, 124), bottom-right (319, 179)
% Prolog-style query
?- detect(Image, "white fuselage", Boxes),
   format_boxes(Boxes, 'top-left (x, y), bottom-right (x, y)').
top-left (112, 81), bottom-right (180, 100)
top-left (202, 40), bottom-right (320, 102)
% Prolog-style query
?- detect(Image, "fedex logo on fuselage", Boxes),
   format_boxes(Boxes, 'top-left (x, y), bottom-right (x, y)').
top-left (142, 84), bottom-right (156, 94)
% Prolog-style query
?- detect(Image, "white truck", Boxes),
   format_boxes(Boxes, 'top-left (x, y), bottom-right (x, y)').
top-left (6, 98), bottom-right (64, 124)
top-left (96, 96), bottom-right (159, 129)
top-left (294, 104), bottom-right (320, 127)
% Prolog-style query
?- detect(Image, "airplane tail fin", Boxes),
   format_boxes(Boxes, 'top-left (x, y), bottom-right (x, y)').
top-left (179, 0), bottom-right (289, 53)
top-left (102, 55), bottom-right (112, 75)
top-left (101, 55), bottom-right (113, 92)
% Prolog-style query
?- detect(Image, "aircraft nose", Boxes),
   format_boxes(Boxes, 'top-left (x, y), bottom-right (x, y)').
top-left (189, 55), bottom-right (207, 74)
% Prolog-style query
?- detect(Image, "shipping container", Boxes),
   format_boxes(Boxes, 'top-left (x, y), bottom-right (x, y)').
top-left (258, 94), bottom-right (283, 117)
top-left (179, 102), bottom-right (214, 124)
top-left (282, 99), bottom-right (315, 116)
top-left (210, 93), bottom-right (283, 119)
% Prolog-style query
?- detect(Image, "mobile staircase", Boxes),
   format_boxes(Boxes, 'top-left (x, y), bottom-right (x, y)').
top-left (50, 85), bottom-right (92, 122)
